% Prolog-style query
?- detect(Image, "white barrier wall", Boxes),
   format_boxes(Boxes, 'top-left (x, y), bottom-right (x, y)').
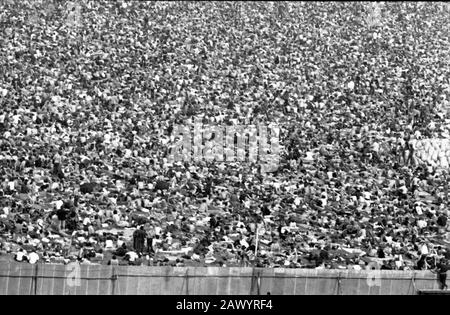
top-left (0, 262), bottom-right (442, 295)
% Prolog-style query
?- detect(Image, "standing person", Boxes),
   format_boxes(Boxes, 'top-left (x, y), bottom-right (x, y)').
top-left (52, 150), bottom-right (62, 177)
top-left (435, 258), bottom-right (449, 290)
top-left (146, 224), bottom-right (156, 254)
top-left (404, 133), bottom-right (414, 166)
top-left (56, 207), bottom-right (67, 231)
top-left (133, 226), bottom-right (147, 255)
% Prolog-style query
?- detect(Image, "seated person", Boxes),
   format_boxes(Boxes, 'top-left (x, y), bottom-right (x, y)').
top-left (114, 243), bottom-right (128, 257)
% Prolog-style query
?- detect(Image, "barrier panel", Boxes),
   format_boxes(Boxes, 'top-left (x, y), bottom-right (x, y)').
top-left (0, 262), bottom-right (443, 295)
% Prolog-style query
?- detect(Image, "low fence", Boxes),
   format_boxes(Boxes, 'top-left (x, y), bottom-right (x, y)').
top-left (0, 262), bottom-right (443, 295)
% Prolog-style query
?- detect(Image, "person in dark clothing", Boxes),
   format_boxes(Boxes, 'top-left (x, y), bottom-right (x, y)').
top-left (56, 208), bottom-right (67, 230)
top-left (417, 254), bottom-right (427, 270)
top-left (437, 215), bottom-right (447, 228)
top-left (377, 247), bottom-right (385, 259)
top-left (133, 226), bottom-right (147, 254)
top-left (209, 215), bottom-right (221, 229)
top-left (435, 259), bottom-right (449, 290)
top-left (114, 243), bottom-right (128, 257)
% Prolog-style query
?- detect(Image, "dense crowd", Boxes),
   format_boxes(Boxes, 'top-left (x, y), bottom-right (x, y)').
top-left (1, 1), bottom-right (450, 270)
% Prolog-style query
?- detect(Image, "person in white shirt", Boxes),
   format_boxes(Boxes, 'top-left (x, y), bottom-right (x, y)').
top-left (154, 226), bottom-right (162, 237)
top-left (15, 249), bottom-right (27, 262)
top-left (112, 210), bottom-right (121, 224)
top-left (11, 114), bottom-right (20, 126)
top-left (420, 241), bottom-right (429, 256)
top-left (105, 239), bottom-right (114, 249)
top-left (417, 219), bottom-right (427, 229)
top-left (125, 251), bottom-right (139, 262)
top-left (28, 252), bottom-right (39, 264)
top-left (83, 217), bottom-right (91, 226)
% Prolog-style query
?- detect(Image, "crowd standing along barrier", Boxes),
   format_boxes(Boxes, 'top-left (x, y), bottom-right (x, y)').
top-left (0, 262), bottom-right (443, 295)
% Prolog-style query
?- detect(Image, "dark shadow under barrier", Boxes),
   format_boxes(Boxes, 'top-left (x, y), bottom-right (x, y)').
top-left (418, 290), bottom-right (450, 295)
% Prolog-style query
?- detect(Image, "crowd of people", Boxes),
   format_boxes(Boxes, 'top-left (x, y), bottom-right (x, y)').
top-left (1, 1), bottom-right (450, 271)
